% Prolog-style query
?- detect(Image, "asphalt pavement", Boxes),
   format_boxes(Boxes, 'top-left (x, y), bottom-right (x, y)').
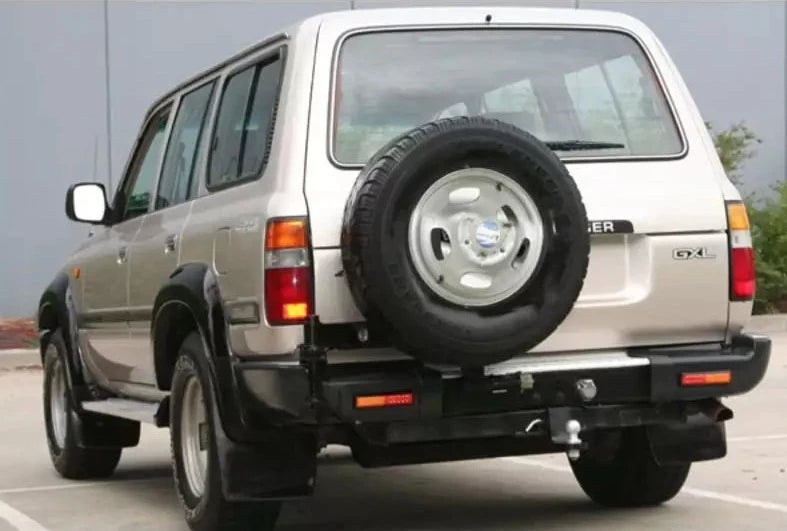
top-left (1, 335), bottom-right (786, 530)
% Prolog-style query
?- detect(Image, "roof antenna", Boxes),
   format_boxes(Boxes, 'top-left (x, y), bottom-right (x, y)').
top-left (485, 14), bottom-right (492, 24)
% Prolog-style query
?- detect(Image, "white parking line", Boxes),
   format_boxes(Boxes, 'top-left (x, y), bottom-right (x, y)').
top-left (0, 498), bottom-right (48, 531)
top-left (506, 456), bottom-right (787, 514)
top-left (681, 487), bottom-right (787, 514)
top-left (0, 477), bottom-right (164, 495)
top-left (727, 433), bottom-right (787, 443)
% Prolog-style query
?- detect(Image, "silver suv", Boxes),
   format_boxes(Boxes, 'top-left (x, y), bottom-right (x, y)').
top-left (38, 7), bottom-right (770, 531)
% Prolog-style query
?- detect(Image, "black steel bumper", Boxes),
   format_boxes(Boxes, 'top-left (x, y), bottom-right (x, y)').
top-left (214, 333), bottom-right (769, 497)
top-left (235, 333), bottom-right (769, 430)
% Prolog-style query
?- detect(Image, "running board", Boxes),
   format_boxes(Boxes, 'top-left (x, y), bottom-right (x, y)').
top-left (82, 398), bottom-right (168, 427)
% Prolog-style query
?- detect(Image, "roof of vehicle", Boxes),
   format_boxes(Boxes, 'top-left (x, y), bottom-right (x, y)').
top-left (301, 6), bottom-right (647, 31)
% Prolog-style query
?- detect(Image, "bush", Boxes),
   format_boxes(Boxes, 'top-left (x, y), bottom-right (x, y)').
top-left (748, 182), bottom-right (787, 313)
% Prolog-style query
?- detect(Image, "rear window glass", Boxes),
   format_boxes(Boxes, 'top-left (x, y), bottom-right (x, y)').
top-left (333, 29), bottom-right (683, 164)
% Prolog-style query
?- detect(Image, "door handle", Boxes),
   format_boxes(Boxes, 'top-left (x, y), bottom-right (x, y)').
top-left (117, 246), bottom-right (128, 264)
top-left (164, 234), bottom-right (178, 254)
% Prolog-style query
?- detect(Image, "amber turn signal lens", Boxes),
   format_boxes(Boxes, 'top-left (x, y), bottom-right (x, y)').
top-left (727, 203), bottom-right (750, 231)
top-left (265, 219), bottom-right (308, 250)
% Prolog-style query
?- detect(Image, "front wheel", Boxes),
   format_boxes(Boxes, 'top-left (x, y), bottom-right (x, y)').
top-left (170, 332), bottom-right (281, 531)
top-left (43, 330), bottom-right (122, 479)
top-left (570, 427), bottom-right (690, 507)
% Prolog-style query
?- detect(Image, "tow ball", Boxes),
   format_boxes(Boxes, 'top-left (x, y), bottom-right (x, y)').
top-left (565, 419), bottom-right (582, 461)
top-left (548, 408), bottom-right (585, 461)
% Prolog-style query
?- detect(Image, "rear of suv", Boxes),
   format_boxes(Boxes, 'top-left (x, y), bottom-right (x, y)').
top-left (37, 7), bottom-right (769, 531)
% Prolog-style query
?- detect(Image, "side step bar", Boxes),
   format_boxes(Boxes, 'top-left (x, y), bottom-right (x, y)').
top-left (82, 398), bottom-right (168, 427)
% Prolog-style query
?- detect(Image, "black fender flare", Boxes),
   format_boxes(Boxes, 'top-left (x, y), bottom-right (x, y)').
top-left (151, 263), bottom-right (250, 441)
top-left (37, 272), bottom-right (86, 400)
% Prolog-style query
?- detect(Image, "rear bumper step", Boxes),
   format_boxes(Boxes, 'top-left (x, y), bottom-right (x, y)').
top-left (233, 333), bottom-right (770, 442)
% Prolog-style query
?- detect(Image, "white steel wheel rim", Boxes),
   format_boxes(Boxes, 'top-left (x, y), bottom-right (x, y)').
top-left (49, 351), bottom-right (68, 448)
top-left (180, 375), bottom-right (209, 498)
top-left (408, 168), bottom-right (545, 307)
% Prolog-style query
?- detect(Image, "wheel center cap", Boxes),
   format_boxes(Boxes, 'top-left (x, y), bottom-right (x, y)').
top-left (475, 220), bottom-right (500, 249)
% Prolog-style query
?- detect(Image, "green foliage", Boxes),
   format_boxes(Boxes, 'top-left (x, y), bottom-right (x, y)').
top-left (748, 183), bottom-right (787, 313)
top-left (706, 121), bottom-right (761, 185)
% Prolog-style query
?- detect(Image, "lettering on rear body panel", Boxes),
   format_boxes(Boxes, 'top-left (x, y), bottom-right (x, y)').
top-left (587, 220), bottom-right (634, 234)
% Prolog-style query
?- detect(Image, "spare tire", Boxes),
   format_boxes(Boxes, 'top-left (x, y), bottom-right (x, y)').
top-left (341, 117), bottom-right (589, 367)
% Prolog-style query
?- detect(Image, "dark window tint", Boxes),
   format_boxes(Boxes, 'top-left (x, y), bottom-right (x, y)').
top-left (120, 108), bottom-right (170, 220)
top-left (240, 59), bottom-right (282, 175)
top-left (156, 82), bottom-right (215, 209)
top-left (208, 54), bottom-right (282, 188)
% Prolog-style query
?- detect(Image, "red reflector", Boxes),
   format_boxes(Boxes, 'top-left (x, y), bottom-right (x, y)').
top-left (731, 247), bottom-right (755, 300)
top-left (264, 267), bottom-right (310, 325)
top-left (681, 371), bottom-right (732, 387)
top-left (355, 393), bottom-right (414, 409)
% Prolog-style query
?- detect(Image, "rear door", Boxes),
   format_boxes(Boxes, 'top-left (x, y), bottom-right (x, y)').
top-left (304, 21), bottom-right (730, 352)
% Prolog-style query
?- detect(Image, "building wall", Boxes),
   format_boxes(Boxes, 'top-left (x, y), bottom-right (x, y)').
top-left (0, 0), bottom-right (784, 317)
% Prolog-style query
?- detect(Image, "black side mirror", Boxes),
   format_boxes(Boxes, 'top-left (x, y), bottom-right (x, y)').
top-left (65, 182), bottom-right (111, 224)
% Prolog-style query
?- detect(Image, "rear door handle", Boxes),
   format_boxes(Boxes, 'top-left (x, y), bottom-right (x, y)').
top-left (117, 246), bottom-right (128, 264)
top-left (164, 234), bottom-right (178, 254)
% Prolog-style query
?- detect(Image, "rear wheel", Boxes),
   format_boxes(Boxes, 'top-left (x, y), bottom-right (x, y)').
top-left (570, 428), bottom-right (690, 507)
top-left (43, 330), bottom-right (122, 479)
top-left (170, 332), bottom-right (281, 531)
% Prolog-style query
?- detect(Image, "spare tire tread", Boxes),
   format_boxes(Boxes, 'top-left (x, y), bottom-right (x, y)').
top-left (342, 117), bottom-right (589, 366)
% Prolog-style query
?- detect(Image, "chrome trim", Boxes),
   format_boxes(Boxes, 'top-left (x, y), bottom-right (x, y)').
top-left (483, 351), bottom-right (650, 377)
top-left (326, 23), bottom-right (688, 168)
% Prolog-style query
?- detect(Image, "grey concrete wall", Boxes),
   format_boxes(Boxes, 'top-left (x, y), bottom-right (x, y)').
top-left (0, 0), bottom-right (784, 317)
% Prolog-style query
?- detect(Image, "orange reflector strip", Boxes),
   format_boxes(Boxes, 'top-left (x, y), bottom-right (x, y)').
top-left (681, 371), bottom-right (732, 387)
top-left (355, 393), bottom-right (414, 409)
top-left (265, 219), bottom-right (307, 250)
top-left (727, 203), bottom-right (750, 231)
top-left (282, 302), bottom-right (308, 320)
top-left (71, 267), bottom-right (80, 279)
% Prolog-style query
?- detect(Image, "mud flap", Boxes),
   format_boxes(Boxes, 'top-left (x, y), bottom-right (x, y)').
top-left (72, 409), bottom-right (141, 449)
top-left (209, 396), bottom-right (318, 501)
top-left (647, 420), bottom-right (727, 465)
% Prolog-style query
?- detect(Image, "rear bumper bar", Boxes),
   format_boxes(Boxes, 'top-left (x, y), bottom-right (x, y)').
top-left (232, 333), bottom-right (770, 440)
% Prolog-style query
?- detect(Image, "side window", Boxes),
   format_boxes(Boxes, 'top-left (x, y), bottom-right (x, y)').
top-left (118, 107), bottom-right (170, 221)
top-left (564, 65), bottom-right (626, 145)
top-left (156, 81), bottom-right (215, 209)
top-left (208, 53), bottom-right (282, 189)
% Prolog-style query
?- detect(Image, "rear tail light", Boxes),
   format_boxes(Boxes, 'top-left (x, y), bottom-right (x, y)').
top-left (264, 218), bottom-right (312, 325)
top-left (726, 202), bottom-right (755, 300)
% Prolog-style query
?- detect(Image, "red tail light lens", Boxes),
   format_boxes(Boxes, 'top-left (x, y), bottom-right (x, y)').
top-left (264, 267), bottom-right (311, 325)
top-left (731, 247), bottom-right (755, 300)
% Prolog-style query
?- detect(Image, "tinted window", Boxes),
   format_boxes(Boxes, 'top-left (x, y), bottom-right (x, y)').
top-left (156, 82), bottom-right (215, 209)
top-left (121, 108), bottom-right (170, 220)
top-left (208, 54), bottom-right (282, 188)
top-left (334, 30), bottom-right (682, 164)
